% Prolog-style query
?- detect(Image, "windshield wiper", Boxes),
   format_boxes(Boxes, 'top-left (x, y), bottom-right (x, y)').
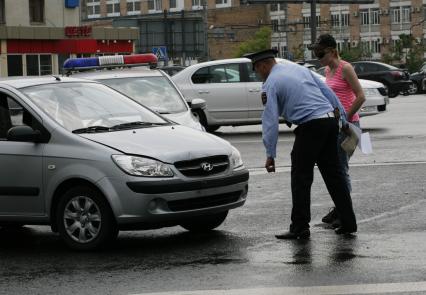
top-left (72, 126), bottom-right (110, 134)
top-left (110, 121), bottom-right (169, 130)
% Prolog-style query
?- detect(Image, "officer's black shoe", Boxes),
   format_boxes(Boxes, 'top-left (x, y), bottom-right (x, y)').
top-left (331, 218), bottom-right (341, 229)
top-left (334, 226), bottom-right (357, 235)
top-left (322, 207), bottom-right (338, 224)
top-left (275, 229), bottom-right (310, 240)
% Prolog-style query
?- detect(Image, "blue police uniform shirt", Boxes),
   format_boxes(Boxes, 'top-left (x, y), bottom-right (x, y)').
top-left (262, 62), bottom-right (347, 158)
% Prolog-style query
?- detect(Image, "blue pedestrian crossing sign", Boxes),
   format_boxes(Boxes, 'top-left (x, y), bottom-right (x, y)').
top-left (152, 46), bottom-right (168, 61)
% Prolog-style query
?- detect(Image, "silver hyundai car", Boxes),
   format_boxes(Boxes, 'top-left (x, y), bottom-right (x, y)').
top-left (0, 76), bottom-right (249, 250)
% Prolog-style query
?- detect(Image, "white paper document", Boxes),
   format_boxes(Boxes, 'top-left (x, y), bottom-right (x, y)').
top-left (346, 122), bottom-right (373, 155)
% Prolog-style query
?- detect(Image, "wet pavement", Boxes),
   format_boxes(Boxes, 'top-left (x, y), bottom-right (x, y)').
top-left (1, 94), bottom-right (426, 295)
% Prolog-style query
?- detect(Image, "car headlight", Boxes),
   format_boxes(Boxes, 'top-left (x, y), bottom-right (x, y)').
top-left (363, 88), bottom-right (380, 96)
top-left (112, 155), bottom-right (174, 177)
top-left (230, 146), bottom-right (244, 170)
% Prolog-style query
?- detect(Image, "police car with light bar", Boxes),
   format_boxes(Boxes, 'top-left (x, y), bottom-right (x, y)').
top-left (63, 54), bottom-right (205, 131)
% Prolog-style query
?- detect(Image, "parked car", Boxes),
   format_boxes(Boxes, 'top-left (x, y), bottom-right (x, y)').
top-left (0, 76), bottom-right (249, 250)
top-left (409, 62), bottom-right (426, 94)
top-left (351, 61), bottom-right (412, 98)
top-left (63, 55), bottom-right (204, 131)
top-left (172, 58), bottom-right (389, 132)
top-left (159, 65), bottom-right (186, 76)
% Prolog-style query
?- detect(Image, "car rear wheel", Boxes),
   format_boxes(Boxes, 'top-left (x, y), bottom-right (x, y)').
top-left (180, 211), bottom-right (228, 232)
top-left (56, 186), bottom-right (118, 251)
top-left (408, 82), bottom-right (419, 94)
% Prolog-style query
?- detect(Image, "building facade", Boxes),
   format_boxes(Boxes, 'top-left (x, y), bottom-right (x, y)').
top-left (271, 0), bottom-right (426, 62)
top-left (80, 0), bottom-right (269, 64)
top-left (0, 0), bottom-right (138, 77)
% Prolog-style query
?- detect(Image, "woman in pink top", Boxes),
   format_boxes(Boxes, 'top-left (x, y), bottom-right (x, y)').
top-left (312, 34), bottom-right (366, 226)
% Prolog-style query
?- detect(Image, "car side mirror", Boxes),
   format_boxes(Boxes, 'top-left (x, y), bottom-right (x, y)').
top-left (7, 126), bottom-right (41, 142)
top-left (189, 98), bottom-right (206, 110)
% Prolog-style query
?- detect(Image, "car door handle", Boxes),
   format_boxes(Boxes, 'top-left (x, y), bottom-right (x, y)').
top-left (198, 90), bottom-right (210, 94)
top-left (248, 89), bottom-right (261, 92)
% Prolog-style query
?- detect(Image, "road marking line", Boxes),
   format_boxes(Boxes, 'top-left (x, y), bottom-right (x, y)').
top-left (357, 199), bottom-right (426, 224)
top-left (248, 160), bottom-right (426, 175)
top-left (130, 281), bottom-right (426, 295)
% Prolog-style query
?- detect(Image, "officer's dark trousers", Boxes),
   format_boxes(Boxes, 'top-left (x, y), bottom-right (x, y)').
top-left (289, 117), bottom-right (357, 232)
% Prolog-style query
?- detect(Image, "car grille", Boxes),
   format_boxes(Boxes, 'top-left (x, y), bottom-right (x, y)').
top-left (167, 190), bottom-right (242, 212)
top-left (174, 155), bottom-right (229, 177)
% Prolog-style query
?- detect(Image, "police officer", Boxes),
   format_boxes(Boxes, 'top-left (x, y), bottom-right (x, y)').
top-left (244, 49), bottom-right (357, 239)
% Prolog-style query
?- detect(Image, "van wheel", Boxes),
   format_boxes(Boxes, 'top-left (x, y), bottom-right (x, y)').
top-left (56, 186), bottom-right (118, 251)
top-left (180, 211), bottom-right (228, 232)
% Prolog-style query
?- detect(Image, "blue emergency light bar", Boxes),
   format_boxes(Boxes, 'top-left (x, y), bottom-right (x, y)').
top-left (63, 54), bottom-right (158, 71)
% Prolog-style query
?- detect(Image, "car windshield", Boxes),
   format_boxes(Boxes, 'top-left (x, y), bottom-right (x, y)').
top-left (100, 77), bottom-right (188, 114)
top-left (21, 82), bottom-right (168, 132)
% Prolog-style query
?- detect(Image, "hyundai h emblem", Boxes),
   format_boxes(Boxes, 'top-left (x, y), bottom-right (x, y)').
top-left (200, 162), bottom-right (213, 172)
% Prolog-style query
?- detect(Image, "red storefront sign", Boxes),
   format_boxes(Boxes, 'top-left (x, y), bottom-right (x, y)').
top-left (7, 39), bottom-right (133, 54)
top-left (65, 26), bottom-right (92, 37)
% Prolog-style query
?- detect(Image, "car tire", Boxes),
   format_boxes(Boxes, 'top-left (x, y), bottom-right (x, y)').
top-left (409, 82), bottom-right (419, 94)
top-left (192, 110), bottom-right (220, 133)
top-left (56, 186), bottom-right (118, 251)
top-left (180, 211), bottom-right (228, 232)
top-left (388, 89), bottom-right (399, 98)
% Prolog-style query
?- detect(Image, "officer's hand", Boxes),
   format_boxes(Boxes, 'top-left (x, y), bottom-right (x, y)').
top-left (333, 107), bottom-right (341, 120)
top-left (265, 157), bottom-right (275, 173)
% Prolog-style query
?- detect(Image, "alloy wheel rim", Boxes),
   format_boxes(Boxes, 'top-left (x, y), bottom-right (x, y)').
top-left (63, 196), bottom-right (101, 244)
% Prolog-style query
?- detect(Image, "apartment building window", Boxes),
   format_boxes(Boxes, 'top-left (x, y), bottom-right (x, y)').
top-left (331, 13), bottom-right (350, 27)
top-left (107, 0), bottom-right (120, 16)
top-left (360, 9), bottom-right (369, 25)
top-left (87, 0), bottom-right (100, 18)
top-left (371, 9), bottom-right (380, 25)
top-left (271, 19), bottom-right (279, 32)
top-left (216, 0), bottom-right (230, 8)
top-left (303, 16), bottom-right (320, 28)
top-left (127, 0), bottom-right (140, 15)
top-left (148, 0), bottom-right (162, 11)
top-left (391, 7), bottom-right (400, 23)
top-left (29, 0), bottom-right (44, 23)
top-left (341, 13), bottom-right (349, 26)
top-left (0, 0), bottom-right (5, 24)
top-left (26, 55), bottom-right (52, 76)
top-left (271, 4), bottom-right (278, 11)
top-left (361, 40), bottom-right (380, 53)
top-left (401, 6), bottom-right (411, 23)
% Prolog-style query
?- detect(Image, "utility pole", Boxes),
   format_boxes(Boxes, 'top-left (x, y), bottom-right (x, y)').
top-left (310, 0), bottom-right (316, 44)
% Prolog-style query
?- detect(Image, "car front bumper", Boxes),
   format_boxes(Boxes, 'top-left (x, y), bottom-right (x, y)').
top-left (97, 169), bottom-right (249, 229)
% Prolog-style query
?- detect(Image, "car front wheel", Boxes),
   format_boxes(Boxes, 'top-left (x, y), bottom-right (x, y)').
top-left (56, 186), bottom-right (118, 251)
top-left (180, 211), bottom-right (228, 232)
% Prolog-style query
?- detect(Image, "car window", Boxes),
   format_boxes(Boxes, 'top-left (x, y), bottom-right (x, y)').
top-left (245, 63), bottom-right (262, 82)
top-left (352, 63), bottom-right (365, 74)
top-left (191, 64), bottom-right (242, 84)
top-left (22, 82), bottom-right (167, 132)
top-left (0, 94), bottom-right (37, 140)
top-left (101, 77), bottom-right (188, 114)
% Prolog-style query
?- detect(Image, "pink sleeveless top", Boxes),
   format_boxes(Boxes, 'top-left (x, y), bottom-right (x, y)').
top-left (325, 60), bottom-right (359, 122)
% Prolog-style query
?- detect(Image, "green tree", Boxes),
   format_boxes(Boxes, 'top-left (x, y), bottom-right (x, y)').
top-left (233, 26), bottom-right (272, 58)
top-left (339, 44), bottom-right (372, 62)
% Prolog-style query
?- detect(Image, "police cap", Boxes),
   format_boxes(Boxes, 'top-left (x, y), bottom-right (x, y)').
top-left (244, 49), bottom-right (278, 67)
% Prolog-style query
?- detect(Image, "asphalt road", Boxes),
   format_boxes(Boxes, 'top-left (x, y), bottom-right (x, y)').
top-left (1, 94), bottom-right (426, 295)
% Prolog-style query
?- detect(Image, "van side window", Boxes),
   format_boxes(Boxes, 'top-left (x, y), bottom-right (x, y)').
top-left (0, 94), bottom-right (36, 140)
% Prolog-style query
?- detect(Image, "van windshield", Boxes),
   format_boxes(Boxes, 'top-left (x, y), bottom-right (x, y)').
top-left (21, 82), bottom-right (169, 132)
top-left (101, 76), bottom-right (188, 114)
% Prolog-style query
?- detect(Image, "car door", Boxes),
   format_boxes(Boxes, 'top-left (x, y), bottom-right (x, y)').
top-left (189, 63), bottom-right (248, 121)
top-left (0, 92), bottom-right (45, 216)
top-left (243, 62), bottom-right (264, 119)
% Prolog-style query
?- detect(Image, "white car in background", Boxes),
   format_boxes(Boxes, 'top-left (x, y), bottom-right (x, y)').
top-left (172, 57), bottom-right (389, 132)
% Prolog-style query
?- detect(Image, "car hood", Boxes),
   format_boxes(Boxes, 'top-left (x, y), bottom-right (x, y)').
top-left (79, 125), bottom-right (230, 163)
top-left (358, 78), bottom-right (384, 88)
top-left (163, 112), bottom-right (204, 131)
